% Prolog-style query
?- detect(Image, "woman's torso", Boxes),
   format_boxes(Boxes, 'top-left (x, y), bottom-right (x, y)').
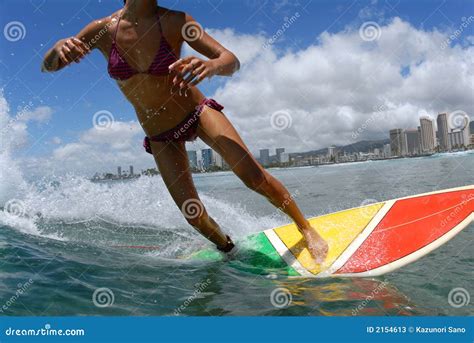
top-left (98, 8), bottom-right (204, 136)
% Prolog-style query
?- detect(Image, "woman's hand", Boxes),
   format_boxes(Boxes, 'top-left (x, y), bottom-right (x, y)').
top-left (54, 37), bottom-right (90, 66)
top-left (168, 56), bottom-right (220, 96)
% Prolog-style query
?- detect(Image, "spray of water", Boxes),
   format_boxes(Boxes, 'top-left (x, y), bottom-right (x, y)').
top-left (0, 91), bottom-right (282, 257)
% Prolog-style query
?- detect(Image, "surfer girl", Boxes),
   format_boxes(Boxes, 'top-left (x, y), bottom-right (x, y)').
top-left (41, 0), bottom-right (328, 263)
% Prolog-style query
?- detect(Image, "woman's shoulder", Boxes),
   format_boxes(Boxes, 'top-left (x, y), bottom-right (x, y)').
top-left (159, 6), bottom-right (186, 29)
top-left (75, 11), bottom-right (119, 52)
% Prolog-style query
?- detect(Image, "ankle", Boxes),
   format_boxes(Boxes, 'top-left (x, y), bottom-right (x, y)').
top-left (297, 222), bottom-right (313, 232)
top-left (216, 235), bottom-right (235, 253)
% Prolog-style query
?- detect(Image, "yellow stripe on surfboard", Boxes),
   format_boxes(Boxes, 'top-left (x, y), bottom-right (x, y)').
top-left (273, 203), bottom-right (385, 274)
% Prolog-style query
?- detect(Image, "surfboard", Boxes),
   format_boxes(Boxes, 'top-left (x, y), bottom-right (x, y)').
top-left (189, 185), bottom-right (474, 277)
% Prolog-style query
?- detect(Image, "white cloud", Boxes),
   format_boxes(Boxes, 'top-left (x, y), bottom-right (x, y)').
top-left (18, 106), bottom-right (52, 123)
top-left (46, 121), bottom-right (147, 175)
top-left (51, 137), bottom-right (61, 145)
top-left (206, 17), bottom-right (473, 153)
top-left (0, 91), bottom-right (150, 177)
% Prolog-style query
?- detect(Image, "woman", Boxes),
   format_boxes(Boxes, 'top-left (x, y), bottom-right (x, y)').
top-left (42, 0), bottom-right (328, 263)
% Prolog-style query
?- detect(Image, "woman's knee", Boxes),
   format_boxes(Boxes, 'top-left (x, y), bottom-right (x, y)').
top-left (241, 166), bottom-right (271, 192)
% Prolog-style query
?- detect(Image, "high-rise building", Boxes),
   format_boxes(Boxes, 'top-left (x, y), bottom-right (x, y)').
top-left (460, 116), bottom-right (470, 147)
top-left (404, 129), bottom-right (420, 156)
top-left (214, 152), bottom-right (223, 168)
top-left (449, 130), bottom-right (465, 148)
top-left (448, 115), bottom-right (470, 148)
top-left (129, 165), bottom-right (134, 176)
top-left (437, 113), bottom-right (450, 152)
top-left (419, 117), bottom-right (436, 153)
top-left (117, 166), bottom-right (122, 176)
top-left (470, 121), bottom-right (474, 134)
top-left (276, 148), bottom-right (285, 161)
top-left (187, 150), bottom-right (198, 169)
top-left (259, 149), bottom-right (270, 166)
top-left (383, 143), bottom-right (391, 157)
top-left (327, 146), bottom-right (337, 158)
top-left (279, 153), bottom-right (290, 163)
top-left (202, 149), bottom-right (213, 170)
top-left (389, 129), bottom-right (406, 157)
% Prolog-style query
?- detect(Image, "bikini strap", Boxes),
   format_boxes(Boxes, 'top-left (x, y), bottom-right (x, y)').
top-left (112, 15), bottom-right (122, 43)
top-left (156, 11), bottom-right (163, 33)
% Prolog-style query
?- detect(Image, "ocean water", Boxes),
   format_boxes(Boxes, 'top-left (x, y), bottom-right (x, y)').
top-left (0, 151), bottom-right (473, 316)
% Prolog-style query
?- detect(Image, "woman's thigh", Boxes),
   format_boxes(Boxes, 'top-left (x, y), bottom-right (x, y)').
top-left (196, 106), bottom-right (264, 180)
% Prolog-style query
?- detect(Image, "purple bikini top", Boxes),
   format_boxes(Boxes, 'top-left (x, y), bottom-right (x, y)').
top-left (108, 12), bottom-right (178, 80)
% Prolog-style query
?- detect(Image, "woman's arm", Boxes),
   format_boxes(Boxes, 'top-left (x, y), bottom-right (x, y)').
top-left (41, 17), bottom-right (110, 72)
top-left (169, 13), bottom-right (240, 93)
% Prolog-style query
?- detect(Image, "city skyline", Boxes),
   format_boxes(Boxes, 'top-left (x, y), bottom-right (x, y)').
top-left (389, 112), bottom-right (472, 158)
top-left (90, 111), bottom-right (474, 176)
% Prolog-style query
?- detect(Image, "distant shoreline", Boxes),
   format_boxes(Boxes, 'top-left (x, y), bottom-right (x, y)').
top-left (90, 149), bottom-right (473, 181)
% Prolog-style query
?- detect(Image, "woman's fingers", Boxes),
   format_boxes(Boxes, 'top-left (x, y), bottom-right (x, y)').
top-left (72, 37), bottom-right (90, 53)
top-left (173, 59), bottom-right (204, 88)
top-left (62, 38), bottom-right (89, 64)
top-left (64, 40), bottom-right (80, 63)
top-left (61, 43), bottom-right (74, 63)
top-left (70, 40), bottom-right (88, 61)
top-left (179, 67), bottom-right (208, 95)
top-left (57, 49), bottom-right (69, 65)
top-left (192, 70), bottom-right (209, 86)
top-left (180, 59), bottom-right (202, 76)
top-left (168, 59), bottom-right (182, 73)
top-left (168, 56), bottom-right (193, 72)
top-left (169, 57), bottom-right (212, 95)
top-left (183, 71), bottom-right (197, 84)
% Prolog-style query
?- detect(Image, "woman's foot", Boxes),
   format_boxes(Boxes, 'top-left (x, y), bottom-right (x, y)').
top-left (301, 226), bottom-right (328, 264)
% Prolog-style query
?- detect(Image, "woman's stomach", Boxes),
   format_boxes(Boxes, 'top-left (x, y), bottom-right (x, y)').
top-left (118, 76), bottom-right (205, 136)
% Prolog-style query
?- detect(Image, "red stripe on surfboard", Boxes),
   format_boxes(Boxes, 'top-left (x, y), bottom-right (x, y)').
top-left (336, 189), bottom-right (473, 274)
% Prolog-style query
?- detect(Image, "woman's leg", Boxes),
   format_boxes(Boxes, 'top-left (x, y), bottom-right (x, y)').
top-left (197, 106), bottom-right (328, 263)
top-left (149, 140), bottom-right (229, 249)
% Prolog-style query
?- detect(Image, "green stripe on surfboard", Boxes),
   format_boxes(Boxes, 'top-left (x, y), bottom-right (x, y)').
top-left (188, 232), bottom-right (300, 276)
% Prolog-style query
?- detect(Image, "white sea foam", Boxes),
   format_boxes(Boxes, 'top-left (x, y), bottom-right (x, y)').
top-left (0, 90), bottom-right (287, 254)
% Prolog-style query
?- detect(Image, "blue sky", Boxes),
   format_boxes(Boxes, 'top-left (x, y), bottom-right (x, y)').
top-left (0, 0), bottom-right (473, 175)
